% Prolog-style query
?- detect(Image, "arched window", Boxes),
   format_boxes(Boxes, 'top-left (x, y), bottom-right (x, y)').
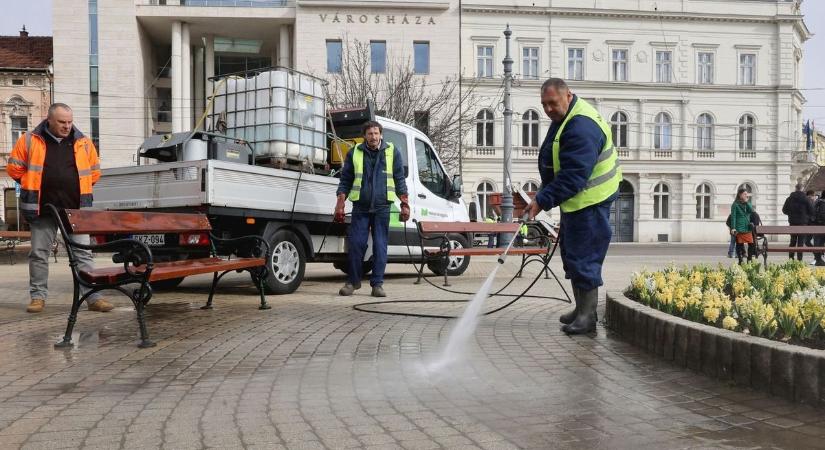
top-left (521, 110), bottom-right (539, 148)
top-left (653, 183), bottom-right (670, 219)
top-left (610, 111), bottom-right (629, 148)
top-left (695, 183), bottom-right (713, 219)
top-left (522, 181), bottom-right (540, 193)
top-left (476, 109), bottom-right (494, 147)
top-left (476, 181), bottom-right (496, 219)
top-left (738, 114), bottom-right (755, 151)
top-left (654, 113), bottom-right (672, 150)
top-left (696, 113), bottom-right (714, 150)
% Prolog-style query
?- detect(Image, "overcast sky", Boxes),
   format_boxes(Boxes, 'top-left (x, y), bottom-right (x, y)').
top-left (2, 0), bottom-right (823, 124)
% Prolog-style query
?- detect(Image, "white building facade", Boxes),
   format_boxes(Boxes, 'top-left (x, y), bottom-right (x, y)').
top-left (461, 0), bottom-right (811, 242)
top-left (52, 0), bottom-right (811, 242)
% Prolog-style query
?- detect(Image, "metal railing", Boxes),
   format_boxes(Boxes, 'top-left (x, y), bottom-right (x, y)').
top-left (137, 0), bottom-right (292, 6)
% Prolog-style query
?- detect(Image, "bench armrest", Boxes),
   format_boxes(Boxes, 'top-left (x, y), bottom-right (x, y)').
top-left (210, 233), bottom-right (270, 259)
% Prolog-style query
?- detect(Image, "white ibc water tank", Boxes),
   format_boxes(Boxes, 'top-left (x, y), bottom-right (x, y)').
top-left (272, 88), bottom-right (288, 108)
top-left (314, 148), bottom-right (327, 163)
top-left (270, 141), bottom-right (288, 157)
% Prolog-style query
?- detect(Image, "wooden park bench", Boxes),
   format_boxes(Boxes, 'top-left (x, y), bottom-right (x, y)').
top-left (0, 231), bottom-right (31, 264)
top-left (754, 225), bottom-right (825, 266)
top-left (46, 204), bottom-right (270, 349)
top-left (414, 220), bottom-right (558, 287)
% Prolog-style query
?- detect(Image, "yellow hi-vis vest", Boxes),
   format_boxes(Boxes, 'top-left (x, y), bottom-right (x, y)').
top-left (348, 143), bottom-right (398, 202)
top-left (551, 98), bottom-right (622, 213)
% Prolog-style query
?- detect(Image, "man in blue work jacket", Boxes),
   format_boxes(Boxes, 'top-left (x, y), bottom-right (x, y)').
top-left (334, 121), bottom-right (410, 297)
top-left (528, 78), bottom-right (622, 335)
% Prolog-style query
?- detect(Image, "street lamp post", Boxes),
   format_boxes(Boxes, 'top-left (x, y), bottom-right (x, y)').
top-left (500, 25), bottom-right (514, 243)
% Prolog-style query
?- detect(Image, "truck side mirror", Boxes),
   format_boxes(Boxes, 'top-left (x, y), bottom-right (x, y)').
top-left (451, 174), bottom-right (462, 199)
top-left (468, 201), bottom-right (478, 222)
top-left (404, 166), bottom-right (409, 178)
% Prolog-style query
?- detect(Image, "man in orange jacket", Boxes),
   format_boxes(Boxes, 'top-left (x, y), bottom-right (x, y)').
top-left (6, 103), bottom-right (113, 313)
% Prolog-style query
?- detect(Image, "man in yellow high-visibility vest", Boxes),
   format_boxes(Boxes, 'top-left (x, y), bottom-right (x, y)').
top-left (528, 78), bottom-right (621, 335)
top-left (334, 121), bottom-right (409, 297)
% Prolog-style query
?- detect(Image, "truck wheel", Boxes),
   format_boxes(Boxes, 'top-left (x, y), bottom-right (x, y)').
top-left (150, 277), bottom-right (185, 290)
top-left (427, 234), bottom-right (471, 277)
top-left (263, 229), bottom-right (306, 295)
top-left (333, 260), bottom-right (374, 276)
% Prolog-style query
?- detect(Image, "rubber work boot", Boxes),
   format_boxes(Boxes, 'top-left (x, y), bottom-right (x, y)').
top-left (562, 288), bottom-right (598, 335)
top-left (27, 299), bottom-right (45, 313)
top-left (559, 287), bottom-right (580, 325)
top-left (371, 285), bottom-right (386, 298)
top-left (339, 281), bottom-right (361, 296)
top-left (88, 299), bottom-right (114, 312)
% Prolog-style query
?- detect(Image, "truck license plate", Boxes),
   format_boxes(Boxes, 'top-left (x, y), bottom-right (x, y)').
top-left (134, 234), bottom-right (165, 246)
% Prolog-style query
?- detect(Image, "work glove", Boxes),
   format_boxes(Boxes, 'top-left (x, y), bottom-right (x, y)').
top-left (399, 194), bottom-right (410, 222)
top-left (334, 194), bottom-right (346, 223)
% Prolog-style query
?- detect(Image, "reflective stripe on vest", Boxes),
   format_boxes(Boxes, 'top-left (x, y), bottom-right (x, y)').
top-left (348, 143), bottom-right (398, 202)
top-left (551, 98), bottom-right (622, 213)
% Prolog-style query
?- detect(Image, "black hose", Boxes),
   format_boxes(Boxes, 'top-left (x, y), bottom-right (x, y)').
top-left (349, 221), bottom-right (571, 319)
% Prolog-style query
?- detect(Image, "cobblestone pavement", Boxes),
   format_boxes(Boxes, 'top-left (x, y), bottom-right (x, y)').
top-left (0, 245), bottom-right (822, 449)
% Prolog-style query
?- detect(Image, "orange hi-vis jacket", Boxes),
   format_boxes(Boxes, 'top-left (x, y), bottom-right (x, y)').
top-left (5, 120), bottom-right (101, 222)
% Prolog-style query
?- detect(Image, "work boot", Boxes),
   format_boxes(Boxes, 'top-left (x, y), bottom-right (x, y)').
top-left (26, 298), bottom-right (45, 313)
top-left (559, 287), bottom-right (580, 325)
top-left (338, 281), bottom-right (361, 296)
top-left (87, 299), bottom-right (114, 312)
top-left (562, 288), bottom-right (598, 335)
top-left (371, 285), bottom-right (386, 298)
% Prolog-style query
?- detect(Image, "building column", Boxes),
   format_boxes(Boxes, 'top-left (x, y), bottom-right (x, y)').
top-left (194, 46), bottom-right (205, 128)
top-left (182, 22), bottom-right (192, 130)
top-left (637, 99), bottom-right (646, 151)
top-left (279, 25), bottom-right (291, 68)
top-left (680, 99), bottom-right (689, 152)
top-left (171, 21), bottom-right (182, 133)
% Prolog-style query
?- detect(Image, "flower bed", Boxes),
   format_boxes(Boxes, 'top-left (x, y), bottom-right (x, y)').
top-left (627, 261), bottom-right (825, 350)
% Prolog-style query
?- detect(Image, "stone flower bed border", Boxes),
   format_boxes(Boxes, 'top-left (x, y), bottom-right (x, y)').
top-left (606, 292), bottom-right (825, 407)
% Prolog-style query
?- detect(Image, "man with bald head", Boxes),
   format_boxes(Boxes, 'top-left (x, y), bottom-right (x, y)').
top-left (528, 79), bottom-right (622, 335)
top-left (6, 103), bottom-right (113, 313)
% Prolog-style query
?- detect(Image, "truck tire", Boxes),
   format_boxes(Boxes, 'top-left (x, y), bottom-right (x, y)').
top-left (333, 260), bottom-right (374, 276)
top-left (262, 229), bottom-right (306, 295)
top-left (150, 277), bottom-right (185, 290)
top-left (427, 234), bottom-right (471, 277)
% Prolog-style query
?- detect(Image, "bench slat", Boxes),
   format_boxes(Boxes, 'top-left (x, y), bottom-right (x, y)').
top-left (425, 247), bottom-right (548, 257)
top-left (0, 231), bottom-right (31, 239)
top-left (419, 221), bottom-right (520, 234)
top-left (755, 226), bottom-right (825, 235)
top-left (79, 257), bottom-right (265, 284)
top-left (64, 209), bottom-right (212, 235)
top-left (764, 247), bottom-right (825, 253)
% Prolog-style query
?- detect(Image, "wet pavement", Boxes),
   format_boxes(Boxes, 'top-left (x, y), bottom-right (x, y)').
top-left (0, 245), bottom-right (823, 449)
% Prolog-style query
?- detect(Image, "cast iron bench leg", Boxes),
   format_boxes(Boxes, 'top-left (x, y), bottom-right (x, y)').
top-left (55, 283), bottom-right (84, 348)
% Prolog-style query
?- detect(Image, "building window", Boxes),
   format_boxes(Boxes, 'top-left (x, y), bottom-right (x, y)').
top-left (521, 110), bottom-right (539, 148)
top-left (695, 183), bottom-right (712, 219)
top-left (610, 112), bottom-right (629, 148)
top-left (89, 0), bottom-right (100, 150)
top-left (738, 114), bottom-right (755, 151)
top-left (370, 41), bottom-right (386, 74)
top-left (11, 117), bottom-right (27, 145)
top-left (696, 113), bottom-right (714, 150)
top-left (612, 49), bottom-right (628, 82)
top-left (697, 52), bottom-right (714, 84)
top-left (11, 79), bottom-right (24, 86)
top-left (414, 41), bottom-right (429, 74)
top-left (739, 53), bottom-right (756, 85)
top-left (476, 109), bottom-right (494, 147)
top-left (477, 46), bottom-right (493, 78)
top-left (568, 48), bottom-right (584, 81)
top-left (653, 183), bottom-right (670, 219)
top-left (522, 47), bottom-right (539, 79)
top-left (523, 181), bottom-right (540, 193)
top-left (414, 111), bottom-right (429, 135)
top-left (477, 182), bottom-right (496, 219)
top-left (654, 112), bottom-right (672, 150)
top-left (655, 51), bottom-right (672, 83)
top-left (326, 40), bottom-right (343, 73)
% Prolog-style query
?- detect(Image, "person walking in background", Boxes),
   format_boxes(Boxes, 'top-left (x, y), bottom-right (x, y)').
top-left (730, 188), bottom-right (755, 264)
top-left (782, 184), bottom-right (813, 261)
top-left (485, 216), bottom-right (497, 248)
top-left (725, 214), bottom-right (735, 258)
top-left (813, 190), bottom-right (825, 266)
top-left (806, 190), bottom-right (818, 248)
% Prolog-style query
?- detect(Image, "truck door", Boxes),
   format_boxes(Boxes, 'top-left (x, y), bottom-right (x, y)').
top-left (412, 138), bottom-right (454, 222)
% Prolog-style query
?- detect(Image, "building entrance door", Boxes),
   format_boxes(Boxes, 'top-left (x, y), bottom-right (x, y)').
top-left (609, 180), bottom-right (634, 242)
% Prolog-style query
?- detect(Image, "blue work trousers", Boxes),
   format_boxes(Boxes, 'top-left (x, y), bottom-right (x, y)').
top-left (348, 209), bottom-right (389, 287)
top-left (559, 200), bottom-right (613, 291)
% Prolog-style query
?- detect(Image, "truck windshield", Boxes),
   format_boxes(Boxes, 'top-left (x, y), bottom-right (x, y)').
top-left (383, 128), bottom-right (408, 167)
top-left (415, 138), bottom-right (449, 199)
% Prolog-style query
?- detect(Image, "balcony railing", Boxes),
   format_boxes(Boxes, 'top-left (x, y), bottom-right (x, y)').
top-left (137, 0), bottom-right (292, 6)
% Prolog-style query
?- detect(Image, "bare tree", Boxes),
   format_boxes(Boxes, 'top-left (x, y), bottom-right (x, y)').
top-left (324, 38), bottom-right (478, 173)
